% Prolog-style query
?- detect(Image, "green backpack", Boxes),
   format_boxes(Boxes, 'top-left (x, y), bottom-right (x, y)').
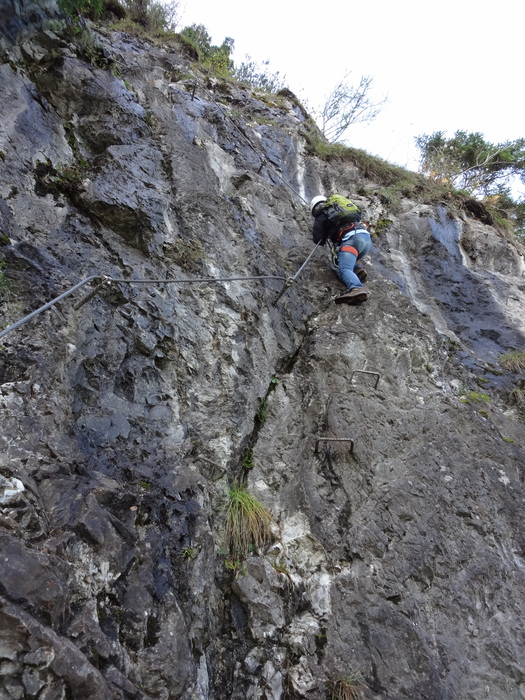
top-left (322, 194), bottom-right (361, 227)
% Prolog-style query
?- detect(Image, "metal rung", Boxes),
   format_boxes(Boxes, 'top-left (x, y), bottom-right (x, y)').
top-left (315, 438), bottom-right (354, 454)
top-left (350, 370), bottom-right (380, 389)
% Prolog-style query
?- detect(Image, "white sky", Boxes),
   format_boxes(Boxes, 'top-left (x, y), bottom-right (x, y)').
top-left (176, 0), bottom-right (524, 186)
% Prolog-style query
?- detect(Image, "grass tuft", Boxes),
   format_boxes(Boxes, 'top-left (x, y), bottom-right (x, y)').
top-left (460, 390), bottom-right (490, 404)
top-left (330, 671), bottom-right (368, 699)
top-left (225, 485), bottom-right (273, 561)
top-left (499, 350), bottom-right (525, 372)
top-left (509, 387), bottom-right (525, 406)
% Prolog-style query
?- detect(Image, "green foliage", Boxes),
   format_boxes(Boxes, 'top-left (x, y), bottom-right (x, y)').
top-left (225, 485), bottom-right (273, 561)
top-left (416, 130), bottom-right (525, 196)
top-left (53, 160), bottom-right (89, 195)
top-left (233, 56), bottom-right (287, 93)
top-left (166, 239), bottom-right (203, 272)
top-left (102, 0), bottom-right (126, 19)
top-left (303, 129), bottom-right (419, 187)
top-left (106, 17), bottom-right (147, 36)
top-left (416, 131), bottom-right (525, 239)
top-left (242, 448), bottom-right (255, 470)
top-left (499, 350), bottom-right (525, 372)
top-left (75, 27), bottom-right (112, 67)
top-left (329, 671), bottom-right (367, 699)
top-left (121, 0), bottom-right (179, 32)
top-left (224, 557), bottom-right (245, 578)
top-left (303, 130), bottom-right (352, 161)
top-left (179, 23), bottom-right (211, 53)
top-left (179, 24), bottom-right (234, 76)
top-left (182, 546), bottom-right (197, 560)
top-left (373, 217), bottom-right (393, 234)
top-left (271, 561), bottom-right (290, 576)
top-left (479, 189), bottom-right (525, 239)
top-left (256, 398), bottom-right (269, 423)
top-left (34, 158), bottom-right (88, 200)
top-left (461, 390), bottom-right (490, 405)
top-left (511, 386), bottom-right (525, 406)
top-left (62, 120), bottom-right (79, 157)
top-left (57, 0), bottom-right (103, 18)
top-left (500, 350), bottom-right (525, 372)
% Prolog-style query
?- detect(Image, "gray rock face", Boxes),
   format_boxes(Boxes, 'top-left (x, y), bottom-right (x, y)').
top-left (1, 7), bottom-right (525, 700)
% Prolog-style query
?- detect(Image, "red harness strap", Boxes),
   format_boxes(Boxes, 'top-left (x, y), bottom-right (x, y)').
top-left (340, 245), bottom-right (358, 256)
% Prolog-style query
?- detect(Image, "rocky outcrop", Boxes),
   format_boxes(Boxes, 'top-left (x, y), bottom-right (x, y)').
top-left (1, 7), bottom-right (525, 700)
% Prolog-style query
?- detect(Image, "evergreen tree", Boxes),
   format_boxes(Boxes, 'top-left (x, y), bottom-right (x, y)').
top-left (415, 130), bottom-right (525, 197)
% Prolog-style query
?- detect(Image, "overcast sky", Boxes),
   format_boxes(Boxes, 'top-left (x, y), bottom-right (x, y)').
top-left (176, 0), bottom-right (524, 187)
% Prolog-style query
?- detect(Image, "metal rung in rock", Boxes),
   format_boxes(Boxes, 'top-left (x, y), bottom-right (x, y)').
top-left (350, 370), bottom-right (380, 389)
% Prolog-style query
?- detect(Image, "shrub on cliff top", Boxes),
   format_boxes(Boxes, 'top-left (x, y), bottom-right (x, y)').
top-left (58, 0), bottom-right (103, 18)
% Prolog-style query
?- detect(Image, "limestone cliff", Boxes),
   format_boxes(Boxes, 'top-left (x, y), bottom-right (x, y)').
top-left (1, 4), bottom-right (525, 699)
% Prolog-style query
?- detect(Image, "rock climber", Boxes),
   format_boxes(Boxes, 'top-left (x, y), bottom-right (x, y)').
top-left (310, 194), bottom-right (371, 305)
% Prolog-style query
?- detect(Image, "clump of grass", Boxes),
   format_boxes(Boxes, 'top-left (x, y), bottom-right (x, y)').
top-left (460, 390), bottom-right (490, 405)
top-left (302, 130), bottom-right (351, 160)
top-left (242, 448), bottom-right (254, 470)
top-left (499, 350), bottom-right (525, 372)
top-left (182, 546), bottom-right (197, 561)
top-left (271, 561), bottom-right (290, 576)
top-left (256, 397), bottom-right (269, 423)
top-left (107, 17), bottom-right (148, 37)
top-left (509, 387), bottom-right (525, 406)
top-left (225, 485), bottom-right (273, 561)
top-left (373, 217), bottom-right (393, 235)
top-left (53, 160), bottom-right (88, 194)
top-left (167, 239), bottom-right (203, 272)
top-left (330, 671), bottom-right (367, 699)
top-left (34, 158), bottom-right (88, 198)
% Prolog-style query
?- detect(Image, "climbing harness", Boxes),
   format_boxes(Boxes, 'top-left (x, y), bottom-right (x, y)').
top-left (336, 223), bottom-right (357, 244)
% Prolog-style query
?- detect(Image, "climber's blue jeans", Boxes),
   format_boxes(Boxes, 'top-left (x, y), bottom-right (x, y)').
top-left (338, 230), bottom-right (372, 290)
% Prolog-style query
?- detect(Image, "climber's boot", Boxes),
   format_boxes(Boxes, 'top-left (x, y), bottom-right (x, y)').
top-left (335, 288), bottom-right (369, 305)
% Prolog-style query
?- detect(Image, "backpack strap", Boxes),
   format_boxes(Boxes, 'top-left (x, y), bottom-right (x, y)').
top-left (335, 222), bottom-right (356, 244)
